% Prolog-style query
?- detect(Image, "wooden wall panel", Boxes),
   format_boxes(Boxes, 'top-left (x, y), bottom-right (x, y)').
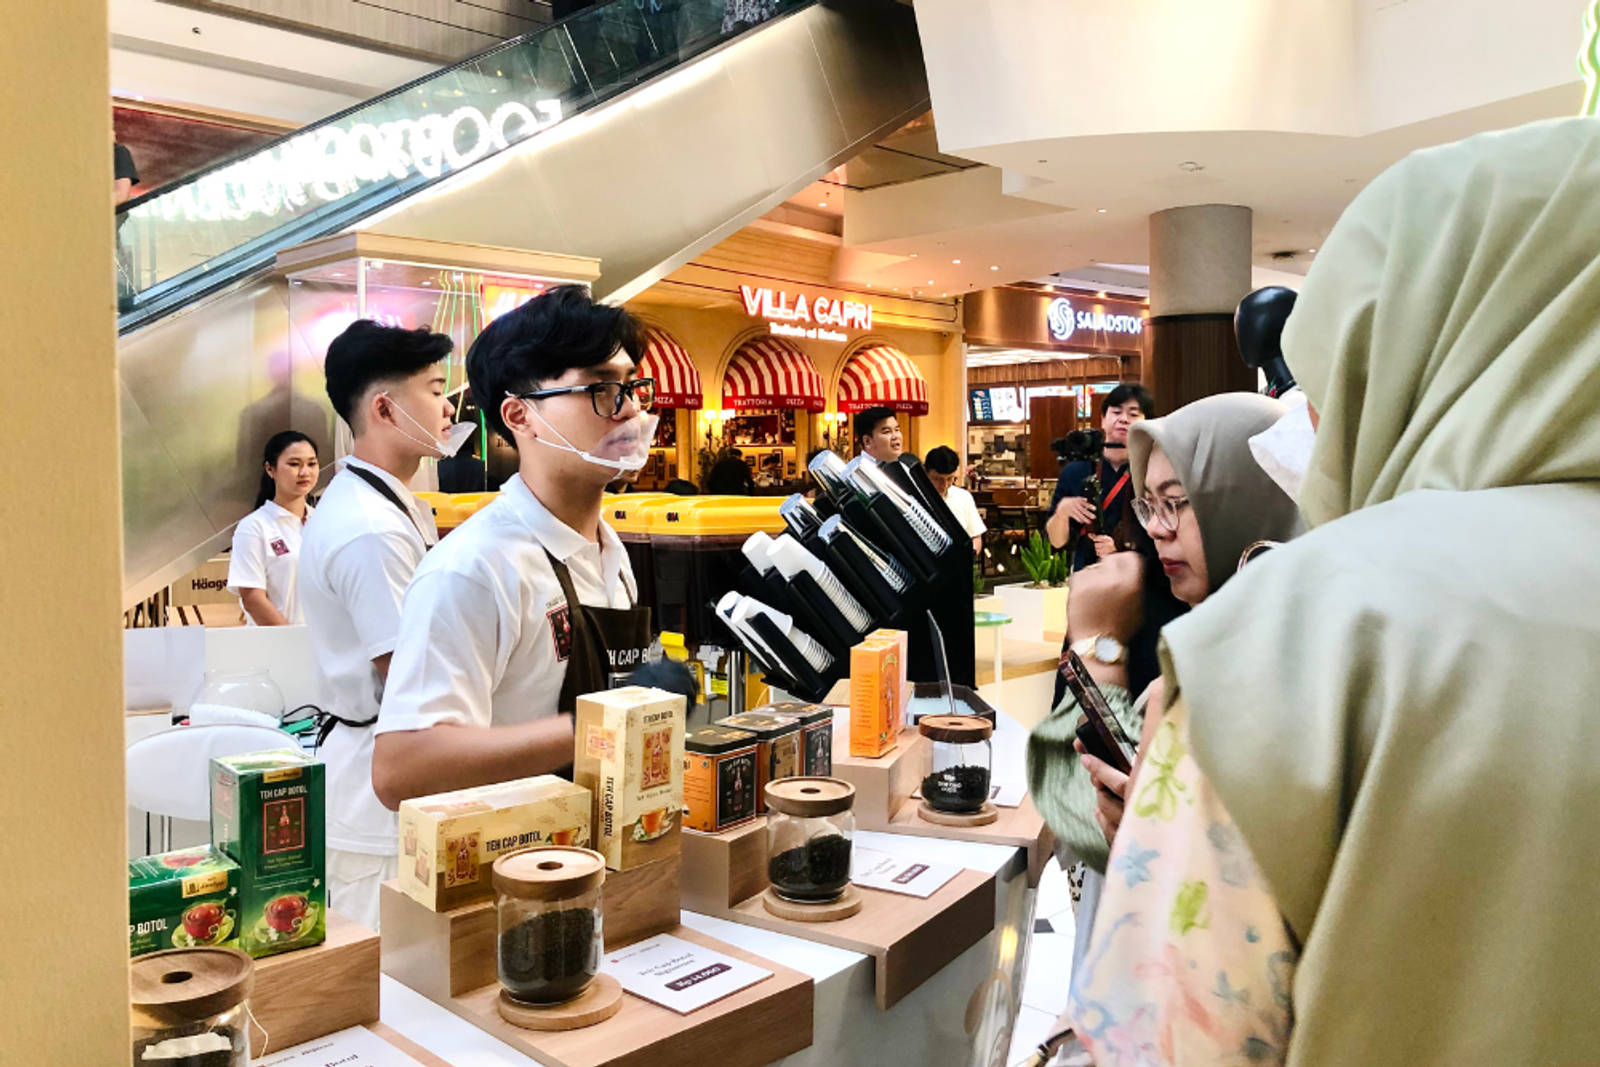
top-left (1147, 314), bottom-right (1256, 416)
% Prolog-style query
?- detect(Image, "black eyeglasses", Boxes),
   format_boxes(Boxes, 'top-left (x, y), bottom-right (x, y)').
top-left (513, 378), bottom-right (656, 418)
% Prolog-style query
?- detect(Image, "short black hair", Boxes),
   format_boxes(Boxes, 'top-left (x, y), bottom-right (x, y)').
top-left (923, 445), bottom-right (960, 475)
top-left (324, 321), bottom-right (453, 432)
top-left (1102, 383), bottom-right (1154, 417)
top-left (853, 406), bottom-right (896, 446)
top-left (466, 284), bottom-right (642, 444)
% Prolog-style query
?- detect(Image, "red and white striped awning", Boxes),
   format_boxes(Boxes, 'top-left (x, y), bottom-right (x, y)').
top-left (722, 335), bottom-right (826, 412)
top-left (837, 344), bottom-right (929, 415)
top-left (637, 327), bottom-right (702, 409)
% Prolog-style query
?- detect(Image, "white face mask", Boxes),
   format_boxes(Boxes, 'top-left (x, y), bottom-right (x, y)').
top-left (1248, 396), bottom-right (1314, 502)
top-left (523, 401), bottom-right (658, 474)
top-left (383, 392), bottom-right (476, 458)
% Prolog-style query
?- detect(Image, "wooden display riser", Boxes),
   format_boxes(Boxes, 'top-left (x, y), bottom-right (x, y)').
top-left (382, 885), bottom-right (814, 1067)
top-left (251, 911), bottom-right (380, 1057)
top-left (680, 822), bottom-right (995, 1011)
top-left (830, 727), bottom-right (929, 830)
top-left (890, 794), bottom-right (1056, 887)
top-left (379, 852), bottom-right (682, 1002)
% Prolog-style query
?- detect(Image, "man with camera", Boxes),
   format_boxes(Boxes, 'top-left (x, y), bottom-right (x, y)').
top-left (1046, 384), bottom-right (1152, 571)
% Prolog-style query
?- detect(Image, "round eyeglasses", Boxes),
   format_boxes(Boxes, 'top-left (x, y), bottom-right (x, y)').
top-left (1131, 494), bottom-right (1190, 533)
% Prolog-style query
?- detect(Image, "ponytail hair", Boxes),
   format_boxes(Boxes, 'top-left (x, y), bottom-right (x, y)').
top-left (257, 430), bottom-right (318, 509)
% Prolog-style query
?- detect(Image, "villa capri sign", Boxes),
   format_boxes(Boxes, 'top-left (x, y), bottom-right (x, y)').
top-left (740, 285), bottom-right (873, 343)
top-left (128, 100), bottom-right (564, 225)
top-left (1047, 297), bottom-right (1145, 342)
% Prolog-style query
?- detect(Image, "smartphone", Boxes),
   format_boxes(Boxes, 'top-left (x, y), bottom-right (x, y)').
top-left (1058, 649), bottom-right (1136, 775)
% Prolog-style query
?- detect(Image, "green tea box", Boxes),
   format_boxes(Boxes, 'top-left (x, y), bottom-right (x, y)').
top-left (127, 845), bottom-right (240, 957)
top-left (210, 748), bottom-right (326, 958)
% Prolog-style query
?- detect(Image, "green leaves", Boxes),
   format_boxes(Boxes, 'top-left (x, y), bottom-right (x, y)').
top-left (1020, 529), bottom-right (1069, 587)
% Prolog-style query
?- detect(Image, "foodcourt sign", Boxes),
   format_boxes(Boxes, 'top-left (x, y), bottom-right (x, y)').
top-left (740, 285), bottom-right (873, 343)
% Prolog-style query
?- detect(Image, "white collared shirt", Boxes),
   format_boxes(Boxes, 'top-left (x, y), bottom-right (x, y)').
top-left (944, 485), bottom-right (988, 539)
top-left (376, 473), bottom-right (637, 739)
top-left (299, 456), bottom-right (438, 855)
top-left (227, 499), bottom-right (312, 624)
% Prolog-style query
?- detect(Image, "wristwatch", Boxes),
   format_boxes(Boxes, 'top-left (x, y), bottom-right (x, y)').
top-left (1071, 634), bottom-right (1127, 665)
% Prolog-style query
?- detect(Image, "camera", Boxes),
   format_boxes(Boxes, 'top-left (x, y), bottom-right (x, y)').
top-left (1050, 428), bottom-right (1105, 466)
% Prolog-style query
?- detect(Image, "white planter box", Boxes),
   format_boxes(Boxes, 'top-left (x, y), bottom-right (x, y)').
top-left (995, 583), bottom-right (1068, 644)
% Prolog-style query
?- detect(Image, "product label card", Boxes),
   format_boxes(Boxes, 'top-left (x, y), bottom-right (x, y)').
top-left (603, 933), bottom-right (772, 1014)
top-left (252, 1025), bottom-right (428, 1066)
top-left (990, 780), bottom-right (1025, 808)
top-left (850, 845), bottom-right (961, 899)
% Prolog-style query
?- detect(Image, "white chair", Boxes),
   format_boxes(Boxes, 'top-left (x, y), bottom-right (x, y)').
top-left (126, 723), bottom-right (295, 855)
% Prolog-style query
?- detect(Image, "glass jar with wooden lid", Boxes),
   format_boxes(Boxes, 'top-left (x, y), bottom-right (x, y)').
top-left (130, 946), bottom-right (254, 1066)
top-left (918, 714), bottom-right (994, 814)
top-left (493, 846), bottom-right (606, 1005)
top-left (764, 777), bottom-right (856, 903)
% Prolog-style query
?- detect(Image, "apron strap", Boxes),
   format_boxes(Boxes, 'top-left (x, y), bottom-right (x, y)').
top-left (347, 465), bottom-right (433, 546)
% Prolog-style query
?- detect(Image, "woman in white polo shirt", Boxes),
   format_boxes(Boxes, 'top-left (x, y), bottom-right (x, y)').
top-left (228, 430), bottom-right (319, 625)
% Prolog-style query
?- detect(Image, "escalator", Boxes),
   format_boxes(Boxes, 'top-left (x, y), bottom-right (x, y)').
top-left (117, 0), bottom-right (928, 606)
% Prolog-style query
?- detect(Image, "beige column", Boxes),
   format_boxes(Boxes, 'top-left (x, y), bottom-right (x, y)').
top-left (0, 1), bottom-right (128, 1061)
top-left (1147, 204), bottom-right (1258, 414)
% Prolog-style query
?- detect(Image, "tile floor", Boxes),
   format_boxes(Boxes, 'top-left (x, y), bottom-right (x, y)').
top-left (1006, 857), bottom-right (1079, 1067)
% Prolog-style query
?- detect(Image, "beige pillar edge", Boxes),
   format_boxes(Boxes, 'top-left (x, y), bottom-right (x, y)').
top-left (1148, 204), bottom-right (1254, 318)
top-left (0, 1), bottom-right (129, 1060)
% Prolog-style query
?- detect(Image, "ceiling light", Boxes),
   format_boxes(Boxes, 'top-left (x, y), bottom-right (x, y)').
top-left (1097, 290), bottom-right (1107, 298)
top-left (951, 259), bottom-right (961, 265)
top-left (927, 280), bottom-right (935, 285)
top-left (1308, 247), bottom-right (1318, 253)
top-left (1178, 161), bottom-right (1204, 172)
top-left (1096, 208), bottom-right (1107, 214)
top-left (989, 265), bottom-right (999, 271)
top-left (909, 253), bottom-right (918, 259)
top-left (818, 202), bottom-right (828, 208)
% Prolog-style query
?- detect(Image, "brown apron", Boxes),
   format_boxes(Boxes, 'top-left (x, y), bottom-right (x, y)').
top-left (545, 549), bottom-right (654, 713)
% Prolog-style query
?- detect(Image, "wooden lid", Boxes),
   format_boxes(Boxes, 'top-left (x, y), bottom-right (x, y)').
top-left (918, 714), bottom-right (993, 743)
top-left (129, 948), bottom-right (254, 1026)
top-left (765, 777), bottom-right (855, 817)
top-left (493, 846), bottom-right (606, 901)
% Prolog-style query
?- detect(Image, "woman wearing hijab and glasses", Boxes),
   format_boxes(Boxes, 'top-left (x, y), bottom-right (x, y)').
top-left (1069, 117), bottom-right (1600, 1066)
top-left (1027, 393), bottom-right (1301, 1050)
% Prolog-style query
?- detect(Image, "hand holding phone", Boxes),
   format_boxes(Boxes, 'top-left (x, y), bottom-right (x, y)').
top-left (1059, 649), bottom-right (1136, 775)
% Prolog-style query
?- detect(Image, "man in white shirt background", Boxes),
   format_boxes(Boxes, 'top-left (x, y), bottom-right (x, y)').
top-left (298, 319), bottom-right (465, 930)
top-left (371, 285), bottom-right (656, 810)
top-left (853, 405), bottom-right (903, 466)
top-left (923, 445), bottom-right (986, 555)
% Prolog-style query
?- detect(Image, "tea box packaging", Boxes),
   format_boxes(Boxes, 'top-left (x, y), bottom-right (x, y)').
top-left (866, 628), bottom-right (910, 732)
top-left (714, 711), bottom-right (802, 800)
top-left (128, 845), bottom-right (241, 957)
top-left (398, 775), bottom-right (592, 912)
top-left (849, 633), bottom-right (904, 758)
top-left (768, 702), bottom-right (834, 777)
top-left (210, 749), bottom-right (326, 959)
top-left (573, 686), bottom-right (686, 871)
top-left (683, 724), bottom-right (761, 833)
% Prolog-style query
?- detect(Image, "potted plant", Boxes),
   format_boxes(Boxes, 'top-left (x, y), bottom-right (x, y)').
top-left (996, 531), bottom-right (1071, 642)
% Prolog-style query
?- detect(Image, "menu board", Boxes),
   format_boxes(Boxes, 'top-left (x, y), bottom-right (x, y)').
top-left (968, 388), bottom-right (994, 422)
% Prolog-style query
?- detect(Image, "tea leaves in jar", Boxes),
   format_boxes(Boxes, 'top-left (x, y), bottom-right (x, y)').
top-left (498, 906), bottom-right (601, 1004)
top-left (921, 765), bottom-right (991, 813)
top-left (767, 832), bottom-right (852, 902)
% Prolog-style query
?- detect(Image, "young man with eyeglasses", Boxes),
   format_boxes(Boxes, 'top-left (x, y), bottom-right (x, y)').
top-left (370, 286), bottom-right (657, 811)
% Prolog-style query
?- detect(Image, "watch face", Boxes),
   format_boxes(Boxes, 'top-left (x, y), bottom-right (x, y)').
top-left (1094, 636), bottom-right (1122, 662)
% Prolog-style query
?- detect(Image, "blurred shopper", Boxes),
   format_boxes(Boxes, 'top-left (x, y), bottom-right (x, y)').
top-left (227, 431), bottom-right (319, 626)
top-left (1074, 117), bottom-right (1600, 1066)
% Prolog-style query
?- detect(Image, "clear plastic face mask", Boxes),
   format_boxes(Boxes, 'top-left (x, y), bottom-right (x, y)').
top-left (523, 401), bottom-right (659, 474)
top-left (384, 393), bottom-right (476, 458)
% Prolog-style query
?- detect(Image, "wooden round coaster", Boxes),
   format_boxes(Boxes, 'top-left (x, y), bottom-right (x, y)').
top-left (761, 884), bottom-right (864, 923)
top-left (917, 800), bottom-right (998, 826)
top-left (497, 973), bottom-right (624, 1031)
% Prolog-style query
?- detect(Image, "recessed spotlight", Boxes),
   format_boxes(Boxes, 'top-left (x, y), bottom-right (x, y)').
top-left (989, 265), bottom-right (999, 271)
top-left (927, 280), bottom-right (935, 285)
top-left (818, 202), bottom-right (828, 208)
top-left (909, 253), bottom-right (918, 259)
top-left (1097, 290), bottom-right (1107, 298)
top-left (952, 259), bottom-right (961, 265)
top-left (1178, 161), bottom-right (1204, 172)
top-left (1096, 208), bottom-right (1107, 214)
top-left (1308, 247), bottom-right (1318, 253)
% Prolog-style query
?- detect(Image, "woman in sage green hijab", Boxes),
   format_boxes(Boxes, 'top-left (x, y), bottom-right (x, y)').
top-left (1072, 116), bottom-right (1600, 1066)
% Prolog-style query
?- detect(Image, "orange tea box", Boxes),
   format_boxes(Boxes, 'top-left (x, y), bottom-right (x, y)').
top-left (850, 634), bottom-right (902, 758)
top-left (397, 775), bottom-right (590, 911)
top-left (683, 725), bottom-right (760, 832)
top-left (573, 686), bottom-right (686, 870)
top-left (866, 628), bottom-right (910, 734)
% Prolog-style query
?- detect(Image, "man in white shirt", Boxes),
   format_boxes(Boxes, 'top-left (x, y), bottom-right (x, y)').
top-left (371, 286), bottom-right (656, 810)
top-left (853, 405), bottom-right (903, 466)
top-left (923, 445), bottom-right (986, 555)
top-left (299, 320), bottom-right (461, 930)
